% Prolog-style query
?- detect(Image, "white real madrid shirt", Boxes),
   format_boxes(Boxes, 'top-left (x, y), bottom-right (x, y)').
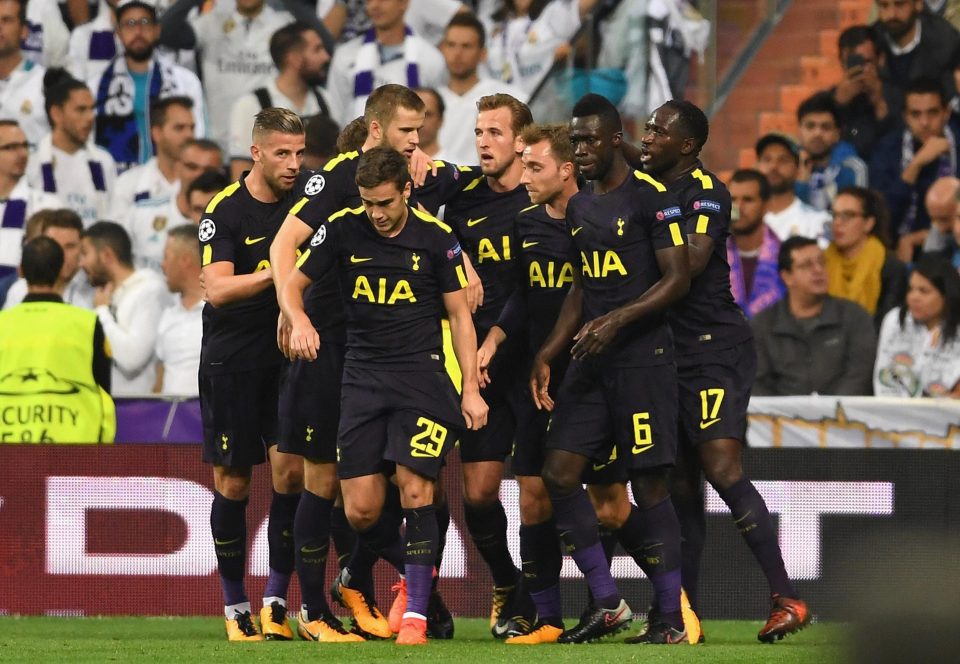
top-left (67, 4), bottom-right (119, 84)
top-left (109, 158), bottom-right (191, 272)
top-left (0, 178), bottom-right (62, 278)
top-left (0, 59), bottom-right (50, 152)
top-left (28, 135), bottom-right (118, 228)
top-left (23, 0), bottom-right (70, 68)
top-left (191, 3), bottom-right (293, 151)
top-left (438, 78), bottom-right (528, 166)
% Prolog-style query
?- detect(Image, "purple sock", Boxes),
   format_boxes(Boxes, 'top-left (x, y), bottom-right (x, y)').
top-left (550, 489), bottom-right (619, 609)
top-left (636, 497), bottom-right (683, 629)
top-left (530, 586), bottom-right (563, 626)
top-left (520, 520), bottom-right (563, 624)
top-left (403, 506), bottom-right (438, 617)
top-left (718, 477), bottom-right (796, 598)
top-left (264, 570), bottom-right (291, 601)
top-left (211, 492), bottom-right (248, 606)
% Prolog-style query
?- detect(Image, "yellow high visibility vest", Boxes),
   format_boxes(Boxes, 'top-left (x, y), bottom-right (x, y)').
top-left (0, 299), bottom-right (116, 443)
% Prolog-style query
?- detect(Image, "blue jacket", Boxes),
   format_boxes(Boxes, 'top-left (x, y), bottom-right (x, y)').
top-left (796, 140), bottom-right (868, 211)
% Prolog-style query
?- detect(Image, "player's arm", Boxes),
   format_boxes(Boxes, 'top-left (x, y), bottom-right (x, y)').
top-left (444, 288), bottom-right (489, 430)
top-left (461, 249), bottom-right (483, 313)
top-left (478, 285), bottom-right (528, 386)
top-left (201, 261), bottom-right (273, 307)
top-left (530, 274), bottom-right (583, 411)
top-left (685, 187), bottom-right (731, 277)
top-left (571, 243), bottom-right (690, 359)
top-left (153, 362), bottom-right (164, 393)
top-left (279, 268), bottom-right (320, 361)
top-left (687, 233), bottom-right (713, 277)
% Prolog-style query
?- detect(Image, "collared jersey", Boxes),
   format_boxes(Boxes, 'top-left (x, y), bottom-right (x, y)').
top-left (296, 205), bottom-right (468, 371)
top-left (667, 164), bottom-right (753, 355)
top-left (568, 170), bottom-right (686, 366)
top-left (444, 175), bottom-right (530, 335)
top-left (199, 171), bottom-right (310, 374)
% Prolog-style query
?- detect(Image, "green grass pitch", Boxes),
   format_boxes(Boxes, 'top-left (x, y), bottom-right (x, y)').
top-left (0, 617), bottom-right (843, 663)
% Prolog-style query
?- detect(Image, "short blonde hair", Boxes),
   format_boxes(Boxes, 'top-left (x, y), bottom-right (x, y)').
top-left (252, 107), bottom-right (304, 142)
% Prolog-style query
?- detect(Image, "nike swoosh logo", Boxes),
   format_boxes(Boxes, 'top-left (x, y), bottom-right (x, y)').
top-left (214, 537), bottom-right (240, 546)
top-left (699, 418), bottom-right (721, 430)
top-left (406, 540), bottom-right (431, 548)
top-left (592, 462), bottom-right (608, 471)
top-left (300, 545), bottom-right (325, 553)
top-left (244, 236), bottom-right (266, 245)
top-left (282, 529), bottom-right (293, 538)
top-left (522, 240), bottom-right (539, 249)
top-left (466, 216), bottom-right (488, 227)
top-left (350, 255), bottom-right (373, 263)
top-left (571, 226), bottom-right (583, 236)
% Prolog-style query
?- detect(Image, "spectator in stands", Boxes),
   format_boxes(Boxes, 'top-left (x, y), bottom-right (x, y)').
top-left (438, 12), bottom-right (526, 165)
top-left (338, 0), bottom-right (469, 46)
top-left (0, 0), bottom-right (51, 150)
top-left (109, 96), bottom-right (197, 272)
top-left (80, 220), bottom-right (169, 395)
top-left (228, 22), bottom-right (333, 179)
top-left (755, 133), bottom-right (831, 242)
top-left (0, 236), bottom-right (115, 444)
top-left (67, 0), bottom-right (120, 83)
top-left (921, 176), bottom-right (960, 253)
top-left (3, 209), bottom-right (93, 310)
top-left (185, 168), bottom-right (228, 223)
top-left (752, 236), bottom-right (877, 396)
top-left (22, 0), bottom-right (69, 68)
top-left (727, 169), bottom-right (785, 318)
top-left (174, 137), bottom-right (222, 218)
top-left (415, 87), bottom-right (448, 160)
top-left (302, 113), bottom-right (340, 169)
top-left (795, 92), bottom-right (868, 212)
top-left (832, 25), bottom-right (898, 162)
top-left (336, 115), bottom-right (368, 153)
top-left (30, 69), bottom-right (117, 228)
top-left (870, 77), bottom-right (960, 262)
top-left (326, 0), bottom-right (447, 124)
top-left (91, 0), bottom-right (206, 172)
top-left (0, 121), bottom-right (62, 297)
top-left (824, 186), bottom-right (907, 327)
top-left (874, 255), bottom-right (960, 397)
top-left (154, 224), bottom-right (202, 395)
top-left (874, 0), bottom-right (960, 113)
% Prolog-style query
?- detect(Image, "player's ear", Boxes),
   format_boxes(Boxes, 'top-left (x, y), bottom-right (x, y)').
top-left (561, 161), bottom-right (574, 180)
top-left (402, 181), bottom-right (412, 200)
top-left (250, 143), bottom-right (261, 164)
top-left (369, 120), bottom-right (382, 142)
top-left (611, 131), bottom-right (623, 148)
top-left (513, 131), bottom-right (524, 155)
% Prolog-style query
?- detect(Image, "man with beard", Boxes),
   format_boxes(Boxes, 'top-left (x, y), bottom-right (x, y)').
top-left (90, 0), bottom-right (206, 172)
top-left (873, 0), bottom-right (959, 114)
top-left (638, 100), bottom-right (809, 643)
top-left (794, 92), bottom-right (868, 213)
top-left (198, 108), bottom-right (312, 642)
top-left (229, 22), bottom-right (334, 180)
top-left (30, 69), bottom-right (118, 228)
top-left (0, 0), bottom-right (50, 150)
top-left (754, 133), bottom-right (831, 243)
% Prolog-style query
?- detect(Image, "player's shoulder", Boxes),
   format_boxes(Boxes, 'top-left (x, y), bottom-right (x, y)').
top-left (517, 202), bottom-right (544, 220)
top-left (202, 179), bottom-right (244, 219)
top-left (321, 150), bottom-right (362, 174)
top-left (410, 206), bottom-right (456, 237)
top-left (630, 169), bottom-right (669, 193)
top-left (684, 164), bottom-right (731, 211)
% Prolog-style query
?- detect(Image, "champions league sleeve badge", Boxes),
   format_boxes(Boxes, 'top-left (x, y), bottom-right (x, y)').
top-left (304, 174), bottom-right (326, 196)
top-left (198, 218), bottom-right (216, 242)
top-left (310, 225), bottom-right (326, 246)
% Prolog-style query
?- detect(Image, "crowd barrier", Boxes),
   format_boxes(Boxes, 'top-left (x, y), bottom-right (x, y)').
top-left (1, 396), bottom-right (958, 619)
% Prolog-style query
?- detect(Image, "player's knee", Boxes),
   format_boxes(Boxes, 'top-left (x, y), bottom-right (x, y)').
top-left (217, 477), bottom-right (250, 501)
top-left (345, 504), bottom-right (380, 531)
top-left (462, 480), bottom-right (499, 507)
top-left (519, 486), bottom-right (552, 525)
top-left (303, 461), bottom-right (337, 498)
top-left (541, 462), bottom-right (578, 497)
top-left (629, 470), bottom-right (670, 509)
top-left (272, 464), bottom-right (304, 493)
top-left (703, 460), bottom-right (742, 492)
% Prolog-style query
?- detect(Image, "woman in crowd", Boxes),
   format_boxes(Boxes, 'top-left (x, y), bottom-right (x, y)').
top-left (874, 256), bottom-right (960, 397)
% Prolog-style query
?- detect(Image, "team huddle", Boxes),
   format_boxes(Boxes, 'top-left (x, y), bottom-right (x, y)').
top-left (198, 83), bottom-right (810, 646)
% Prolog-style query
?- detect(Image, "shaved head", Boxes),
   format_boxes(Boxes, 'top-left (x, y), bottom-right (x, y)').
top-left (926, 176), bottom-right (960, 233)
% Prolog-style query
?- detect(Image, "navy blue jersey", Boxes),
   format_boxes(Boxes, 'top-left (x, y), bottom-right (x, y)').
top-left (199, 171), bottom-right (311, 374)
top-left (666, 164), bottom-right (753, 355)
top-left (295, 205), bottom-right (468, 371)
top-left (567, 170), bottom-right (686, 367)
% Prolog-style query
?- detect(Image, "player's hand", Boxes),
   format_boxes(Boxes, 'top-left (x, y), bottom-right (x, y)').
top-left (93, 282), bottom-right (114, 308)
top-left (277, 312), bottom-right (293, 358)
top-left (409, 147), bottom-right (438, 187)
top-left (477, 335), bottom-right (498, 388)
top-left (289, 318), bottom-right (321, 361)
top-left (571, 312), bottom-right (622, 359)
top-left (462, 257), bottom-right (483, 313)
top-left (461, 390), bottom-right (489, 430)
top-left (530, 355), bottom-right (554, 411)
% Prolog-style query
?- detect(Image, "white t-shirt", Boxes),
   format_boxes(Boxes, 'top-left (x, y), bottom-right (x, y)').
top-left (438, 78), bottom-right (529, 166)
top-left (23, 0), bottom-right (70, 68)
top-left (339, 0), bottom-right (463, 45)
top-left (155, 297), bottom-right (203, 396)
top-left (0, 179), bottom-right (62, 276)
top-left (3, 271), bottom-right (94, 311)
top-left (764, 197), bottom-right (832, 245)
top-left (28, 135), bottom-right (118, 228)
top-left (95, 267), bottom-right (171, 396)
top-left (109, 158), bottom-right (191, 272)
top-left (191, 3), bottom-right (293, 151)
top-left (0, 60), bottom-right (50, 152)
top-left (873, 308), bottom-right (960, 397)
top-left (67, 2), bottom-right (118, 84)
top-left (326, 32), bottom-right (447, 125)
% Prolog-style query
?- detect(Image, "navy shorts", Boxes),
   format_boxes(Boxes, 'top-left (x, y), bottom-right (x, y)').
top-left (336, 366), bottom-right (465, 480)
top-left (547, 359), bottom-right (678, 472)
top-left (506, 373), bottom-right (551, 476)
top-left (200, 365), bottom-right (282, 467)
top-left (459, 349), bottom-right (522, 463)
top-left (277, 342), bottom-right (345, 462)
top-left (676, 339), bottom-right (756, 448)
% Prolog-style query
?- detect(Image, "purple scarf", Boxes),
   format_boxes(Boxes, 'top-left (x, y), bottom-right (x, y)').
top-left (727, 225), bottom-right (785, 318)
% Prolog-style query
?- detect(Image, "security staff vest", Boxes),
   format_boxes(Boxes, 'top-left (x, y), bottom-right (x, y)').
top-left (0, 300), bottom-right (116, 443)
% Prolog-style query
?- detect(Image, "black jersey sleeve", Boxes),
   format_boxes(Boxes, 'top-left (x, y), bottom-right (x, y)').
top-left (685, 168), bottom-right (732, 240)
top-left (199, 187), bottom-right (241, 267)
top-left (415, 161), bottom-right (477, 214)
top-left (295, 211), bottom-right (348, 282)
top-left (432, 225), bottom-right (469, 294)
top-left (287, 152), bottom-right (360, 230)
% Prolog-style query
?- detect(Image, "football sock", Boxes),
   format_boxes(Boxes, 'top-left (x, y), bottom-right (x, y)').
top-left (435, 499), bottom-right (451, 571)
top-left (402, 506), bottom-right (437, 618)
top-left (520, 520), bottom-right (563, 626)
top-left (673, 483), bottom-right (706, 611)
top-left (330, 505), bottom-right (355, 570)
top-left (348, 510), bottom-right (404, 591)
top-left (718, 477), bottom-right (797, 598)
top-left (463, 500), bottom-right (518, 588)
top-left (211, 492), bottom-right (248, 607)
top-left (599, 526), bottom-right (618, 567)
top-left (294, 490), bottom-right (333, 620)
top-left (639, 498), bottom-right (684, 630)
top-left (264, 490), bottom-right (300, 600)
top-left (549, 488), bottom-right (619, 610)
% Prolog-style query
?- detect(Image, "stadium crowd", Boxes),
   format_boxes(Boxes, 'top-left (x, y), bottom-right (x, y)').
top-left (1, 0), bottom-right (960, 648)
